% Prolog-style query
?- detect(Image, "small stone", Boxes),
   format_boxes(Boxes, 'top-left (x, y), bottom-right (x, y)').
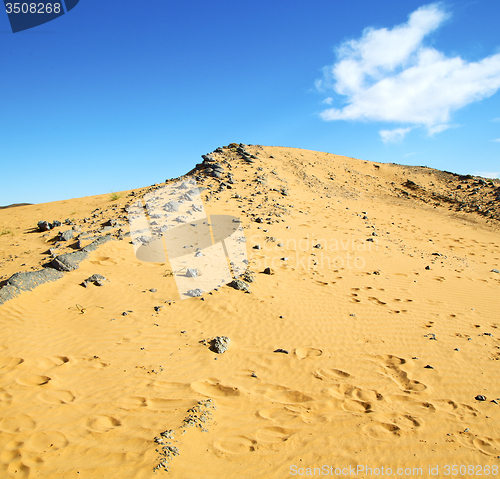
top-left (228, 279), bottom-right (250, 292)
top-left (211, 336), bottom-right (230, 354)
top-left (186, 268), bottom-right (198, 278)
top-left (475, 395), bottom-right (487, 401)
top-left (263, 267), bottom-right (274, 275)
top-left (425, 265), bottom-right (431, 270)
top-left (274, 349), bottom-right (289, 354)
top-left (491, 269), bottom-right (500, 274)
top-left (424, 365), bottom-right (434, 369)
top-left (37, 221), bottom-right (51, 231)
top-left (150, 288), bottom-right (157, 292)
top-left (59, 230), bottom-right (74, 241)
top-left (187, 288), bottom-right (203, 297)
top-left (154, 306), bottom-right (163, 312)
top-left (253, 245), bottom-right (261, 250)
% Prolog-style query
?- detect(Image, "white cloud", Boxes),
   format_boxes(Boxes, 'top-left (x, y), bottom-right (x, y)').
top-left (492, 118), bottom-right (500, 122)
top-left (403, 151), bottom-right (421, 157)
top-left (474, 171), bottom-right (500, 178)
top-left (380, 127), bottom-right (412, 143)
top-left (322, 97), bottom-right (333, 105)
top-left (492, 138), bottom-right (500, 142)
top-left (317, 3), bottom-right (500, 137)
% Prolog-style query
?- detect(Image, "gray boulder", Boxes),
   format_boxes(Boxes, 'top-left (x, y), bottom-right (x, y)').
top-left (211, 336), bottom-right (230, 354)
top-left (37, 221), bottom-right (51, 231)
top-left (81, 235), bottom-right (113, 252)
top-left (59, 230), bottom-right (74, 241)
top-left (51, 251), bottom-right (89, 272)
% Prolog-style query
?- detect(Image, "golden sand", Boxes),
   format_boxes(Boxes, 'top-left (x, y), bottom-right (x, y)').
top-left (0, 145), bottom-right (499, 478)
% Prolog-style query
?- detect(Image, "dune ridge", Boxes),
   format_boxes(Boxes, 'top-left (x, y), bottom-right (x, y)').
top-left (0, 144), bottom-right (499, 478)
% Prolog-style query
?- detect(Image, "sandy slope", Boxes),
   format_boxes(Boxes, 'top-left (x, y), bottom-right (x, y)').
top-left (0, 145), bottom-right (499, 478)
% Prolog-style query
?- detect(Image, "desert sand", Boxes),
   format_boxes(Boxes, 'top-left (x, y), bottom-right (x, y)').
top-left (0, 144), bottom-right (499, 478)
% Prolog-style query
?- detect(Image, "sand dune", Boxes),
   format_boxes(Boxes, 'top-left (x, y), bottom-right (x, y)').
top-left (0, 144), bottom-right (499, 478)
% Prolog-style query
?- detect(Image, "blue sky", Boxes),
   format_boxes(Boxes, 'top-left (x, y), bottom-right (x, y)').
top-left (0, 0), bottom-right (499, 205)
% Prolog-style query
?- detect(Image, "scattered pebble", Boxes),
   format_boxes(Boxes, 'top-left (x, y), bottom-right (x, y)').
top-left (475, 395), bottom-right (487, 401)
top-left (274, 348), bottom-right (289, 354)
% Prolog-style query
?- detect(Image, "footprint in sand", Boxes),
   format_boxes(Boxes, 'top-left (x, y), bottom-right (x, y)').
top-left (256, 426), bottom-right (296, 443)
top-left (258, 407), bottom-right (305, 425)
top-left (0, 449), bottom-right (23, 464)
top-left (0, 415), bottom-right (36, 433)
top-left (191, 379), bottom-right (240, 397)
top-left (16, 375), bottom-right (51, 387)
top-left (295, 348), bottom-right (323, 360)
top-left (85, 415), bottom-right (122, 433)
top-left (372, 355), bottom-right (427, 392)
top-left (342, 399), bottom-right (372, 413)
top-left (38, 390), bottom-right (76, 405)
top-left (215, 436), bottom-right (257, 454)
top-left (117, 396), bottom-right (148, 409)
top-left (27, 431), bottom-right (68, 452)
top-left (314, 368), bottom-right (351, 380)
top-left (0, 391), bottom-right (13, 406)
top-left (0, 357), bottom-right (24, 370)
top-left (458, 433), bottom-right (500, 456)
top-left (31, 356), bottom-right (70, 369)
top-left (253, 384), bottom-right (313, 404)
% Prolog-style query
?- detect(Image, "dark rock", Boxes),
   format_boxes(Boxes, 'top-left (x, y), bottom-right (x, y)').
top-left (210, 336), bottom-right (230, 354)
top-left (425, 266), bottom-right (431, 270)
top-left (274, 349), bottom-right (289, 354)
top-left (475, 395), bottom-right (486, 401)
top-left (253, 245), bottom-right (261, 250)
top-left (228, 279), bottom-right (250, 292)
top-left (150, 288), bottom-right (157, 292)
top-left (491, 269), bottom-right (500, 274)
top-left (59, 230), bottom-right (74, 241)
top-left (154, 306), bottom-right (163, 312)
top-left (263, 267), bottom-right (274, 275)
top-left (51, 251), bottom-right (89, 272)
top-left (81, 235), bottom-right (113, 253)
top-left (64, 219), bottom-right (75, 225)
top-left (241, 270), bottom-right (254, 283)
top-left (0, 268), bottom-right (64, 305)
top-left (7, 269), bottom-right (63, 292)
top-left (81, 274), bottom-right (108, 287)
top-left (52, 220), bottom-right (61, 227)
top-left (424, 365), bottom-right (434, 369)
top-left (37, 221), bottom-right (51, 231)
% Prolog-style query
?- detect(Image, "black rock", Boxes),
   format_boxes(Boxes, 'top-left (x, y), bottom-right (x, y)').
top-left (0, 268), bottom-right (64, 305)
top-left (37, 221), bottom-right (51, 231)
top-left (52, 220), bottom-right (61, 227)
top-left (210, 336), bottom-right (230, 354)
top-left (491, 269), bottom-right (500, 274)
top-left (59, 230), bottom-right (74, 241)
top-left (424, 365), bottom-right (434, 369)
top-left (263, 267), bottom-right (274, 275)
top-left (81, 235), bottom-right (113, 253)
top-left (475, 395), bottom-right (487, 401)
top-left (425, 265), bottom-right (431, 270)
top-left (51, 251), bottom-right (89, 272)
top-left (81, 274), bottom-right (108, 287)
top-left (274, 349), bottom-right (289, 354)
top-left (228, 279), bottom-right (250, 292)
